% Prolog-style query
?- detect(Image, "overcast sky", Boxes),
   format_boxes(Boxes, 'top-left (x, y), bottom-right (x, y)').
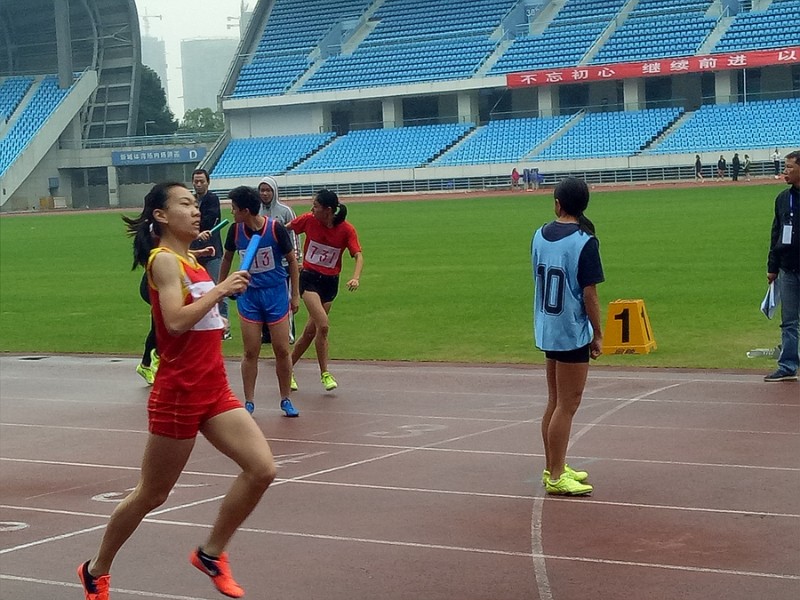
top-left (134, 0), bottom-right (255, 117)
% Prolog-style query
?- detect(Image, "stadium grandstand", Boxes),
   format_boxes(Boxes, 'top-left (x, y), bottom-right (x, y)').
top-left (1, 0), bottom-right (799, 210)
top-left (0, 0), bottom-right (218, 211)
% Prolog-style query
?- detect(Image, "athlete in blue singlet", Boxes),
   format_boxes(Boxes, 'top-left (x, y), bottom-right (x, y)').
top-left (220, 186), bottom-right (300, 417)
top-left (532, 177), bottom-right (604, 496)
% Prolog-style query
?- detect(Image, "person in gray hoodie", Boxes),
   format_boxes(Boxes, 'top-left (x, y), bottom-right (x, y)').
top-left (259, 176), bottom-right (300, 348)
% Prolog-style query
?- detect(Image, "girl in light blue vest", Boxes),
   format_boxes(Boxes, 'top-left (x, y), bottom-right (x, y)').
top-left (532, 177), bottom-right (604, 496)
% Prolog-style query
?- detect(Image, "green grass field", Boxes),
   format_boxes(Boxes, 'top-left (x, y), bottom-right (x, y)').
top-left (0, 183), bottom-right (786, 369)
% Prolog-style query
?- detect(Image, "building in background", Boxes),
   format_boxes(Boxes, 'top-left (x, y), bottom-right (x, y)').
top-left (181, 38), bottom-right (239, 113)
top-left (140, 35), bottom-right (168, 99)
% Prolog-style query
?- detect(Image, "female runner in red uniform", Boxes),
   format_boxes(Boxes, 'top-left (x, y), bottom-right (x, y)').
top-left (78, 182), bottom-right (277, 600)
top-left (287, 189), bottom-right (363, 391)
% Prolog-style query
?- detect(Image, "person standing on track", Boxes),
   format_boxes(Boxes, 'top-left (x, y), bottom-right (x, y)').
top-left (135, 271), bottom-right (159, 385)
top-left (764, 150), bottom-right (800, 382)
top-left (78, 182), bottom-right (276, 600)
top-left (532, 177), bottom-right (604, 496)
top-left (190, 169), bottom-right (230, 338)
top-left (258, 175), bottom-right (300, 346)
top-left (286, 189), bottom-right (363, 392)
top-left (694, 154), bottom-right (704, 182)
top-left (220, 185), bottom-right (301, 416)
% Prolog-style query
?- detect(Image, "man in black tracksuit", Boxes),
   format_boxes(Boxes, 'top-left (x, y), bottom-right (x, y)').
top-left (764, 150), bottom-right (800, 382)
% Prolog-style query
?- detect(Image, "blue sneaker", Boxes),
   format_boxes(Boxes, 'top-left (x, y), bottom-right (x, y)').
top-left (244, 401), bottom-right (255, 414)
top-left (764, 370), bottom-right (798, 382)
top-left (280, 398), bottom-right (299, 417)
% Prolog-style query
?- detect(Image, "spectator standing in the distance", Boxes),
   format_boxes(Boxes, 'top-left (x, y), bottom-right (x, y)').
top-left (732, 152), bottom-right (741, 182)
top-left (764, 150), bottom-right (800, 382)
top-left (743, 154), bottom-right (752, 181)
top-left (190, 169), bottom-right (229, 337)
top-left (772, 148), bottom-right (782, 179)
top-left (532, 167), bottom-right (543, 190)
top-left (511, 168), bottom-right (521, 191)
top-left (717, 155), bottom-right (727, 181)
top-left (694, 154), bottom-right (704, 182)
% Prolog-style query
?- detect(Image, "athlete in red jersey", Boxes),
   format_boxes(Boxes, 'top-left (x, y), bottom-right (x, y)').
top-left (78, 183), bottom-right (276, 600)
top-left (287, 189), bottom-right (363, 391)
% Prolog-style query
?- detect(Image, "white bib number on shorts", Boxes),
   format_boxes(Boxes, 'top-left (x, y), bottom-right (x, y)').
top-left (305, 240), bottom-right (341, 269)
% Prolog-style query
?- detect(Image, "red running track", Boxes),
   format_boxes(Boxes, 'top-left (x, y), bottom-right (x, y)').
top-left (1, 355), bottom-right (798, 599)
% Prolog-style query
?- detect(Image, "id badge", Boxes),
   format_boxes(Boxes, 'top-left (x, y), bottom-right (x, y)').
top-left (782, 224), bottom-right (793, 245)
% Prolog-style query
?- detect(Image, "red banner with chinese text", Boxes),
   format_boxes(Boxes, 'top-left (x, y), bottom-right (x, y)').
top-left (506, 47), bottom-right (800, 88)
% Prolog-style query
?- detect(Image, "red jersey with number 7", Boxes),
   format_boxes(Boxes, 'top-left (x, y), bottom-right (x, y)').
top-left (289, 212), bottom-right (362, 276)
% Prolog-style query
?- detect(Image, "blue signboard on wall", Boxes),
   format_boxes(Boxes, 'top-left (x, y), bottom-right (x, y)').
top-left (112, 147), bottom-right (207, 166)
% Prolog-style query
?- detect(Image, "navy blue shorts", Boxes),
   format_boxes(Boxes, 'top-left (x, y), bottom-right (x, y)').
top-left (237, 284), bottom-right (289, 325)
top-left (544, 344), bottom-right (591, 364)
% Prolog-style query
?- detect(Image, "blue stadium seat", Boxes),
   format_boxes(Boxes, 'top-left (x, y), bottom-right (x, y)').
top-left (534, 107), bottom-right (684, 160)
top-left (211, 132), bottom-right (337, 178)
top-left (652, 98), bottom-right (800, 153)
top-left (290, 123), bottom-right (473, 173)
top-left (0, 75), bottom-right (72, 177)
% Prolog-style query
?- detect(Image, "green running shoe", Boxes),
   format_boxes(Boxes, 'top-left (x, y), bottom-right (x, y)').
top-left (545, 473), bottom-right (593, 496)
top-left (320, 371), bottom-right (337, 391)
top-left (136, 363), bottom-right (154, 385)
top-left (541, 464), bottom-right (589, 486)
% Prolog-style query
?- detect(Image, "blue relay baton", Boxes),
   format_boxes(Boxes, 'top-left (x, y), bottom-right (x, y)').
top-left (230, 234), bottom-right (261, 300)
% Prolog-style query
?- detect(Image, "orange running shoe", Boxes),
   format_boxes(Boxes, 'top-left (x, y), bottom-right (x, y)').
top-left (77, 561), bottom-right (110, 600)
top-left (190, 548), bottom-right (244, 598)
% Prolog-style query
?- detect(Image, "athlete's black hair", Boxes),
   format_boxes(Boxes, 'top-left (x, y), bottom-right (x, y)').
top-left (554, 177), bottom-right (595, 235)
top-left (315, 188), bottom-right (348, 226)
top-left (123, 182), bottom-right (187, 269)
top-left (228, 185), bottom-right (261, 216)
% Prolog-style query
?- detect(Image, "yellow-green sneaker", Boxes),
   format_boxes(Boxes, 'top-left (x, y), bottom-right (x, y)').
top-left (150, 349), bottom-right (160, 372)
top-left (564, 464), bottom-right (589, 482)
top-left (541, 464), bottom-right (589, 486)
top-left (545, 473), bottom-right (593, 496)
top-left (321, 371), bottom-right (337, 391)
top-left (136, 363), bottom-right (155, 385)
top-left (290, 373), bottom-right (298, 391)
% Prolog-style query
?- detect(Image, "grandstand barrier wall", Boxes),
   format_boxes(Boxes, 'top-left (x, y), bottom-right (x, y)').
top-left (211, 154), bottom-right (787, 200)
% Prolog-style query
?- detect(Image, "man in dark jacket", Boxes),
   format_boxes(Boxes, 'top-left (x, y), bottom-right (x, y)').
top-left (765, 150), bottom-right (800, 381)
top-left (190, 169), bottom-right (229, 333)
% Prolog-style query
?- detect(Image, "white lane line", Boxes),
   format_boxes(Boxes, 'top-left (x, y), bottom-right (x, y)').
top-left (2, 392), bottom-right (797, 408)
top-left (3, 418), bottom-right (798, 435)
top-left (0, 523), bottom-right (107, 555)
top-left (4, 450), bottom-right (799, 474)
top-left (283, 482), bottom-right (800, 519)
top-left (0, 574), bottom-right (216, 599)
top-left (4, 482), bottom-right (799, 522)
top-left (542, 555), bottom-right (799, 581)
top-left (1, 506), bottom-right (796, 582)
